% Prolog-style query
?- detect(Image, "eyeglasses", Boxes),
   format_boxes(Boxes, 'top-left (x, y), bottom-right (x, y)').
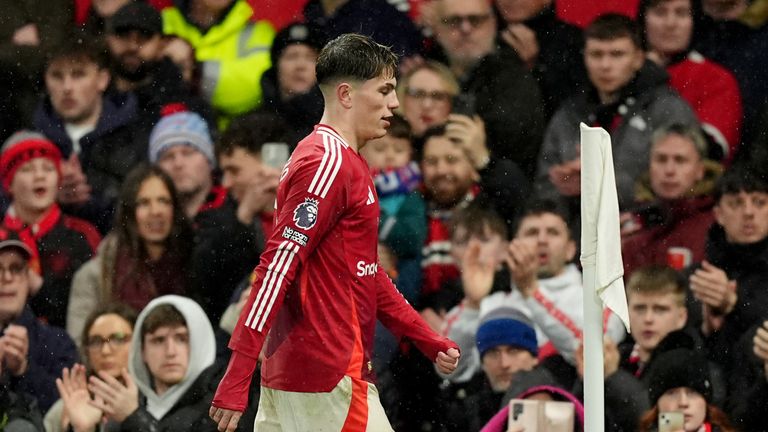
top-left (0, 263), bottom-right (27, 278)
top-left (405, 88), bottom-right (453, 104)
top-left (441, 13), bottom-right (492, 29)
top-left (86, 332), bottom-right (132, 351)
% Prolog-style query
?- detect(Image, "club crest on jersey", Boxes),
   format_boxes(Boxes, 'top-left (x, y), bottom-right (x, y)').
top-left (293, 198), bottom-right (318, 230)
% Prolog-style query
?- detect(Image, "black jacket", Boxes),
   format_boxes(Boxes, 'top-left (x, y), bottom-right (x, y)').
top-left (259, 67), bottom-right (323, 148)
top-left (696, 224), bottom-right (768, 370)
top-left (33, 91), bottom-right (151, 232)
top-left (120, 361), bottom-right (259, 432)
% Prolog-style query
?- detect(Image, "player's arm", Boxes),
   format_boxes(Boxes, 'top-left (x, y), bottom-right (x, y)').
top-left (374, 268), bottom-right (460, 373)
top-left (211, 152), bottom-right (350, 416)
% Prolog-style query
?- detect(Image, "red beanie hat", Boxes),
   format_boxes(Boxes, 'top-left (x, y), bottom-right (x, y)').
top-left (0, 131), bottom-right (63, 192)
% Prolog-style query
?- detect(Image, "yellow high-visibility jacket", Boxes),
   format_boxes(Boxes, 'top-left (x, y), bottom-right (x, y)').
top-left (162, 0), bottom-right (275, 127)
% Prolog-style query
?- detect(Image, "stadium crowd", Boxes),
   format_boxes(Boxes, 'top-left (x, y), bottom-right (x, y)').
top-left (1, 0), bottom-right (768, 430)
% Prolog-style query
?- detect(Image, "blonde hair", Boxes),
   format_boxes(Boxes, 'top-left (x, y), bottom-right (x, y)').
top-left (396, 60), bottom-right (460, 114)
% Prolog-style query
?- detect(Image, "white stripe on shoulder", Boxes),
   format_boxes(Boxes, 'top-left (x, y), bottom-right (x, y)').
top-left (307, 134), bottom-right (333, 195)
top-left (320, 139), bottom-right (343, 198)
top-left (317, 126), bottom-right (349, 148)
top-left (309, 135), bottom-right (344, 198)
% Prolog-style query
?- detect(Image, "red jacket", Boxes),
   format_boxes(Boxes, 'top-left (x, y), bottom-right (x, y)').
top-left (213, 125), bottom-right (456, 410)
top-left (668, 52), bottom-right (743, 163)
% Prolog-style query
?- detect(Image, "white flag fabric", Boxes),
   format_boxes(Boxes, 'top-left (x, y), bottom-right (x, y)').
top-left (579, 123), bottom-right (630, 332)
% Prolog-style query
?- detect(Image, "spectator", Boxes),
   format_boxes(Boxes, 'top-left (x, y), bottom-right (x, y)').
top-left (451, 299), bottom-right (541, 431)
top-left (260, 22), bottom-right (325, 147)
top-left (360, 114), bottom-right (426, 303)
top-left (622, 267), bottom-right (689, 379)
top-left (67, 165), bottom-right (193, 343)
top-left (639, 0), bottom-right (743, 162)
top-left (150, 111), bottom-right (222, 220)
top-left (429, 0), bottom-right (546, 177)
top-left (0, 0), bottom-right (74, 135)
top-left (302, 0), bottom-right (423, 58)
top-left (34, 36), bottom-right (149, 232)
top-left (189, 111), bottom-right (288, 321)
top-left (0, 228), bottom-right (78, 412)
top-left (159, 0), bottom-right (276, 127)
top-left (444, 199), bottom-right (626, 384)
top-left (45, 303), bottom-right (138, 432)
top-left (0, 386), bottom-right (45, 432)
top-left (484, 375), bottom-right (585, 432)
top-left (621, 124), bottom-right (722, 277)
top-left (1, 131), bottom-right (101, 329)
top-left (493, 0), bottom-right (588, 118)
top-left (79, 0), bottom-right (132, 36)
top-left (639, 347), bottom-right (735, 432)
top-left (535, 13), bottom-right (697, 209)
top-left (730, 319), bottom-right (768, 431)
top-left (689, 166), bottom-right (768, 371)
top-left (119, 295), bottom-right (255, 430)
top-left (695, 0), bottom-right (768, 149)
top-left (105, 2), bottom-right (213, 125)
top-left (396, 60), bottom-right (460, 145)
top-left (439, 204), bottom-right (512, 383)
top-left (419, 124), bottom-right (528, 311)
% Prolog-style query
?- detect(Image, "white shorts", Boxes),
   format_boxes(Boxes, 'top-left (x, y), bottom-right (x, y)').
top-left (253, 375), bottom-right (394, 432)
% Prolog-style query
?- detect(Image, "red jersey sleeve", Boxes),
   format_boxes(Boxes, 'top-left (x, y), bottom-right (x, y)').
top-left (212, 146), bottom-right (350, 411)
top-left (374, 266), bottom-right (459, 362)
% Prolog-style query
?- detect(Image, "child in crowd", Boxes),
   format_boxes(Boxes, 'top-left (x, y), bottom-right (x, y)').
top-left (360, 114), bottom-right (426, 303)
top-left (0, 131), bottom-right (101, 328)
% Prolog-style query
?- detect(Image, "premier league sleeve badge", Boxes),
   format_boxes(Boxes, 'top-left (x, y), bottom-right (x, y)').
top-left (293, 198), bottom-right (319, 230)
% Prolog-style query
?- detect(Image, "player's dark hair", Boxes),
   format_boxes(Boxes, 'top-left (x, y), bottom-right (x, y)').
top-left (316, 33), bottom-right (398, 86)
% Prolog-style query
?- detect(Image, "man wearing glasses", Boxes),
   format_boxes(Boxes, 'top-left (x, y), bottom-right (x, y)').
top-left (0, 229), bottom-right (77, 412)
top-left (429, 0), bottom-right (546, 178)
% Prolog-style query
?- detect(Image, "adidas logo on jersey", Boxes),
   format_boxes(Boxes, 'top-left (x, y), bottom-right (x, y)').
top-left (366, 186), bottom-right (375, 205)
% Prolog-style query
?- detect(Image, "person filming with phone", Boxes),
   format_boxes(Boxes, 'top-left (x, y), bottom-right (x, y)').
top-left (638, 347), bottom-right (735, 432)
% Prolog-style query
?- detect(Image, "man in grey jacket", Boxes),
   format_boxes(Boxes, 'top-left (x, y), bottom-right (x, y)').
top-left (535, 13), bottom-right (698, 209)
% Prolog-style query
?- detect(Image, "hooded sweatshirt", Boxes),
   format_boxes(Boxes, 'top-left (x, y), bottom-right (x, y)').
top-left (129, 295), bottom-right (216, 420)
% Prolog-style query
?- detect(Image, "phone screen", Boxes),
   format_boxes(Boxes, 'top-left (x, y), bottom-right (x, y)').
top-left (261, 142), bottom-right (290, 170)
top-left (658, 411), bottom-right (684, 432)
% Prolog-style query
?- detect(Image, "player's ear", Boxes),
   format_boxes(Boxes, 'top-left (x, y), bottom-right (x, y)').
top-left (337, 82), bottom-right (354, 109)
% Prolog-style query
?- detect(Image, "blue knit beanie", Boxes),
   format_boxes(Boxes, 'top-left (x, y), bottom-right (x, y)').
top-left (476, 317), bottom-right (538, 358)
top-left (149, 112), bottom-right (215, 166)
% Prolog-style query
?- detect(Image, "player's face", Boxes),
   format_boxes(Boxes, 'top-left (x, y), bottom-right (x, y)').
top-left (352, 72), bottom-right (399, 143)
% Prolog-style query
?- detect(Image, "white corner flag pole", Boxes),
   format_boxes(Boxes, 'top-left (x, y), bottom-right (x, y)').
top-left (580, 123), bottom-right (631, 432)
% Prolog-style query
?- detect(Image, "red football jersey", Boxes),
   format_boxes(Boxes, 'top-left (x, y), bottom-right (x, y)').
top-left (214, 125), bottom-right (456, 409)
